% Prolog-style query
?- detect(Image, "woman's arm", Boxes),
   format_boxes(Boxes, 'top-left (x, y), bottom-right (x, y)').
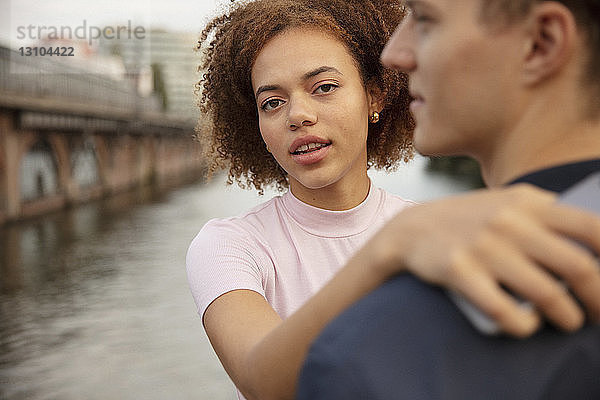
top-left (204, 240), bottom-right (397, 400)
top-left (203, 184), bottom-right (600, 400)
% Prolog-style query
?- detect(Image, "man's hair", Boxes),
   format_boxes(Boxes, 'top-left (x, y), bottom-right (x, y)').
top-left (481, 0), bottom-right (600, 108)
top-left (195, 0), bottom-right (414, 193)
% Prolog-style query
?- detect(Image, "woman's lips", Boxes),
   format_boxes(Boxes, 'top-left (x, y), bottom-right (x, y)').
top-left (290, 143), bottom-right (331, 165)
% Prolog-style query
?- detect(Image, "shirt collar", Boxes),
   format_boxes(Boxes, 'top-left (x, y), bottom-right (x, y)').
top-left (280, 180), bottom-right (383, 237)
top-left (508, 158), bottom-right (600, 192)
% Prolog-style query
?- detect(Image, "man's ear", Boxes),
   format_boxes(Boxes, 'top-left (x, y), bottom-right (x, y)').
top-left (366, 80), bottom-right (386, 113)
top-left (521, 2), bottom-right (578, 86)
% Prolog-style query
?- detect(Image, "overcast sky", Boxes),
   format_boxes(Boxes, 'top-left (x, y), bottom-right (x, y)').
top-left (1, 0), bottom-right (229, 46)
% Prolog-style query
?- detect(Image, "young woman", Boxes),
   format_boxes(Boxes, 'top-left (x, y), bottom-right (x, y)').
top-left (188, 1), bottom-right (413, 398)
top-left (187, 1), bottom-right (600, 399)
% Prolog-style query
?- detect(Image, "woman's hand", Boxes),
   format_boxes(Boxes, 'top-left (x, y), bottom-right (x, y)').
top-left (368, 184), bottom-right (600, 337)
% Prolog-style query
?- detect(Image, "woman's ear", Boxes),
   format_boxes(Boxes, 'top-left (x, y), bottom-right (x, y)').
top-left (521, 2), bottom-right (577, 86)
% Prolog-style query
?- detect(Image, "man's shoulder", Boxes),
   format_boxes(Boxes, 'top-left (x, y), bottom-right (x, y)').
top-left (300, 273), bottom-right (600, 400)
top-left (559, 170), bottom-right (600, 214)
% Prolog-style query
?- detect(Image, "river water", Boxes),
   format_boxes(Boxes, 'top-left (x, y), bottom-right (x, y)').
top-left (0, 156), bottom-right (480, 400)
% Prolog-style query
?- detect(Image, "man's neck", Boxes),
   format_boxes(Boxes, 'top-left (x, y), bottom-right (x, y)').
top-left (479, 111), bottom-right (600, 188)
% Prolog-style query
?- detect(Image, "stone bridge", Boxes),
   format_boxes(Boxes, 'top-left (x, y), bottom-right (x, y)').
top-left (0, 46), bottom-right (204, 224)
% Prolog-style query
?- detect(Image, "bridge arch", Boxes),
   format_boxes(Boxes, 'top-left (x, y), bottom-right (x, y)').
top-left (71, 135), bottom-right (100, 189)
top-left (19, 138), bottom-right (60, 202)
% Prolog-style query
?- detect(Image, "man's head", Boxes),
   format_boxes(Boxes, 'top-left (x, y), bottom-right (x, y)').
top-left (382, 0), bottom-right (600, 185)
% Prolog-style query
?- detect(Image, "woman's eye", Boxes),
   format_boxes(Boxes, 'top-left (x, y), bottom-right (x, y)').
top-left (315, 83), bottom-right (338, 94)
top-left (261, 99), bottom-right (284, 111)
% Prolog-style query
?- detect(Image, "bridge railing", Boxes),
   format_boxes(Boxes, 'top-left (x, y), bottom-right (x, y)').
top-left (0, 46), bottom-right (161, 113)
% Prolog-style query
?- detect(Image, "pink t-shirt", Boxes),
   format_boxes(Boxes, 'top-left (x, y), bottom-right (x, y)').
top-left (186, 184), bottom-right (414, 321)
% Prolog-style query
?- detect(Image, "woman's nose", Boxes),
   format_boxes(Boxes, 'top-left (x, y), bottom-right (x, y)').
top-left (287, 96), bottom-right (317, 130)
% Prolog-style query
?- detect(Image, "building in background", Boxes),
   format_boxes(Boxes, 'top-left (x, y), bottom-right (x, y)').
top-left (98, 30), bottom-right (200, 120)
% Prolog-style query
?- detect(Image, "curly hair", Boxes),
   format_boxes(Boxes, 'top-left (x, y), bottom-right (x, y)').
top-left (195, 0), bottom-right (414, 193)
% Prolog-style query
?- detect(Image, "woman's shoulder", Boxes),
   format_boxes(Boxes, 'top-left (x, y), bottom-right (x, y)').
top-left (203, 195), bottom-right (284, 233)
top-left (186, 198), bottom-right (283, 319)
top-left (189, 195), bottom-right (286, 252)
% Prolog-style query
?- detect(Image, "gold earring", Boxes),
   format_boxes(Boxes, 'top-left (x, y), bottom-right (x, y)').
top-left (369, 111), bottom-right (380, 124)
top-left (266, 144), bottom-right (271, 153)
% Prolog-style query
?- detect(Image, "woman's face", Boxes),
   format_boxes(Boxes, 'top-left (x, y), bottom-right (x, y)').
top-left (251, 27), bottom-right (379, 205)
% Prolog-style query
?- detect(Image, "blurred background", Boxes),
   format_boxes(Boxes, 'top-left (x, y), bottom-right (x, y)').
top-left (0, 1), bottom-right (482, 399)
